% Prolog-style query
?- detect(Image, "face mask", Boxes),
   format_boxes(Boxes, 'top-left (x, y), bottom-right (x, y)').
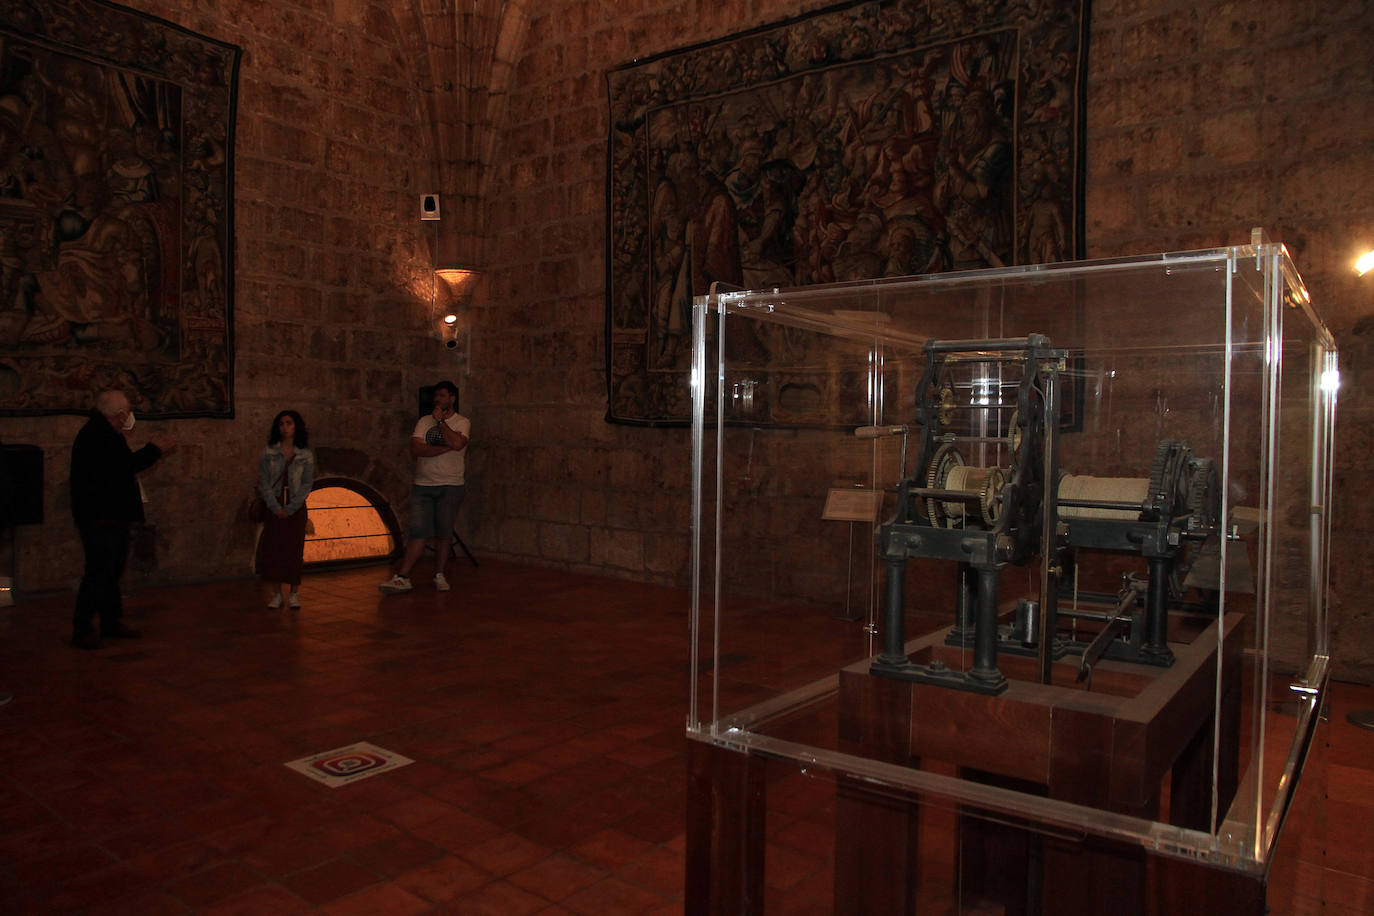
top-left (122, 410), bottom-right (136, 431)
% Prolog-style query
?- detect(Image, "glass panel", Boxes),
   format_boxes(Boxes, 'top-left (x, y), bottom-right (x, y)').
top-left (689, 241), bottom-right (1333, 891)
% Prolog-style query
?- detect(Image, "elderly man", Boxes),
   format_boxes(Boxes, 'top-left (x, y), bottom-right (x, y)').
top-left (69, 389), bottom-right (175, 649)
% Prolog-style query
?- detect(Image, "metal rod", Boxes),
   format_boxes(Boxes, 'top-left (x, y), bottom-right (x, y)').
top-left (909, 487), bottom-right (983, 500)
top-left (879, 557), bottom-right (908, 666)
top-left (1038, 368), bottom-right (1060, 685)
top-left (1144, 557), bottom-right (1170, 657)
top-left (1078, 615), bottom-right (1131, 683)
top-left (303, 533), bottom-right (394, 542)
top-left (953, 563), bottom-right (976, 642)
top-left (1060, 595), bottom-right (1136, 625)
top-left (927, 336), bottom-right (1043, 354)
top-left (942, 435), bottom-right (1017, 444)
top-left (1057, 498), bottom-right (1145, 511)
top-left (1059, 609), bottom-right (1127, 624)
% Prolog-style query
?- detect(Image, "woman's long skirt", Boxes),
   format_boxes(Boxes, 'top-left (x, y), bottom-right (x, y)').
top-left (257, 508), bottom-right (307, 585)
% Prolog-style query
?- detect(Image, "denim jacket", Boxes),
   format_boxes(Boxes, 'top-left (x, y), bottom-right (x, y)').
top-left (258, 445), bottom-right (315, 515)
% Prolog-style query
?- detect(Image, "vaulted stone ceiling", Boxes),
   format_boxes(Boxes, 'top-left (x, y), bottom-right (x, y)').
top-left (403, 0), bottom-right (530, 270)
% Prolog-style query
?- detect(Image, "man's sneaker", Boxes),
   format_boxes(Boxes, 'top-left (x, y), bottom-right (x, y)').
top-left (433, 573), bottom-right (450, 592)
top-left (288, 592), bottom-right (301, 609)
top-left (378, 575), bottom-right (413, 594)
top-left (267, 594), bottom-right (283, 609)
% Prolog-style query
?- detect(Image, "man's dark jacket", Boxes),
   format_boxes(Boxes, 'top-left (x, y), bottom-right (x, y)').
top-left (70, 411), bottom-right (162, 526)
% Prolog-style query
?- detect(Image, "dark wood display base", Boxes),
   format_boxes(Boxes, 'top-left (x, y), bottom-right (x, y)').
top-left (687, 612), bottom-right (1269, 915)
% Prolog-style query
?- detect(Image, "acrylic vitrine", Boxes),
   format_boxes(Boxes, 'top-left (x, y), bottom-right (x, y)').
top-left (685, 233), bottom-right (1336, 914)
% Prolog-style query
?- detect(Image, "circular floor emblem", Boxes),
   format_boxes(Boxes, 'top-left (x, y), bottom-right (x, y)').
top-left (312, 751), bottom-right (388, 777)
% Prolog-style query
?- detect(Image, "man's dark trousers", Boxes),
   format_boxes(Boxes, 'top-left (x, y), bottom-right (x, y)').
top-left (74, 522), bottom-right (130, 637)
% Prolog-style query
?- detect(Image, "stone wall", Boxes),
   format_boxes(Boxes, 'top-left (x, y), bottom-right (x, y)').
top-left (473, 0), bottom-right (1374, 679)
top-left (1, 0), bottom-right (1370, 680)
top-left (0, 0), bottom-right (464, 593)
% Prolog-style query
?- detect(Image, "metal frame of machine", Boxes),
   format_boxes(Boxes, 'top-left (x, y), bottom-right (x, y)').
top-left (869, 334), bottom-right (1226, 694)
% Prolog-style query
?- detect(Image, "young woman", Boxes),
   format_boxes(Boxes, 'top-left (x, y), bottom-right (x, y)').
top-left (256, 410), bottom-right (315, 608)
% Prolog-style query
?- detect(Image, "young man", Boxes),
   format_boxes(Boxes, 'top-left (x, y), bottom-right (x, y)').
top-left (379, 380), bottom-right (470, 593)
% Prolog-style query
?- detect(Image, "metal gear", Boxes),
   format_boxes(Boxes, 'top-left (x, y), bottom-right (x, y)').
top-left (1144, 440), bottom-right (1188, 521)
top-left (1185, 457), bottom-right (1220, 530)
top-left (924, 443), bottom-right (964, 528)
top-left (1005, 407), bottom-right (1022, 460)
top-left (937, 383), bottom-right (957, 429)
top-left (979, 466), bottom-right (1006, 526)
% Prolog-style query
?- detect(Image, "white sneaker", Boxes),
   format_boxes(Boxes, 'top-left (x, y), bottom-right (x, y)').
top-left (433, 573), bottom-right (450, 592)
top-left (288, 592), bottom-right (301, 609)
top-left (378, 575), bottom-right (412, 594)
top-left (267, 594), bottom-right (283, 609)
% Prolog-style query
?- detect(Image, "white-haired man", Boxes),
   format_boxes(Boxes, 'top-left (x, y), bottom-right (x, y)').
top-left (69, 389), bottom-right (175, 649)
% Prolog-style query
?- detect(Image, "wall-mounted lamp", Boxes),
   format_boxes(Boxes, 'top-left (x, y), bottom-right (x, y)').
top-left (434, 267), bottom-right (479, 353)
top-left (1355, 250), bottom-right (1374, 276)
top-left (436, 267), bottom-right (480, 298)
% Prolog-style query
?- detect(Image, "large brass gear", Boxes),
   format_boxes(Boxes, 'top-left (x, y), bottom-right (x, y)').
top-left (924, 443), bottom-right (964, 527)
top-left (937, 383), bottom-right (957, 429)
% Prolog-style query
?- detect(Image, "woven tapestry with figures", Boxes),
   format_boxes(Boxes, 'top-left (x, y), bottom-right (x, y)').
top-left (606, 0), bottom-right (1086, 425)
top-left (0, 0), bottom-right (240, 417)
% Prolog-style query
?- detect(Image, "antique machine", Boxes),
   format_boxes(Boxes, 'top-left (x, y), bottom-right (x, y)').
top-left (867, 334), bottom-right (1224, 694)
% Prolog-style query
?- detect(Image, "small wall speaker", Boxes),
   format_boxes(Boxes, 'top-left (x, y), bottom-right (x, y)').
top-left (420, 194), bottom-right (440, 220)
top-left (2, 444), bottom-right (43, 526)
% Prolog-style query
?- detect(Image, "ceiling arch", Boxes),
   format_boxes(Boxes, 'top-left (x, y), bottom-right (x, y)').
top-left (401, 0), bottom-right (532, 269)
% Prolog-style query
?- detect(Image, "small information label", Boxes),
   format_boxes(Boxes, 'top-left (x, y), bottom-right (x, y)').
top-left (822, 488), bottom-right (883, 522)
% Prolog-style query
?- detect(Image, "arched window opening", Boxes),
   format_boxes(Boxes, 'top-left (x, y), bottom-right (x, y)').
top-left (303, 477), bottom-right (400, 568)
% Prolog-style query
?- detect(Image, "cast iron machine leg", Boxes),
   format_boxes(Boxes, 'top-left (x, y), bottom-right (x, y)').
top-left (879, 555), bottom-right (911, 668)
top-left (970, 565), bottom-right (1007, 689)
top-left (1143, 556), bottom-right (1175, 663)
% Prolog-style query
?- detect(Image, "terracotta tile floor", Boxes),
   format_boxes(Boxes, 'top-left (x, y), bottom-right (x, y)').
top-left (0, 560), bottom-right (1370, 913)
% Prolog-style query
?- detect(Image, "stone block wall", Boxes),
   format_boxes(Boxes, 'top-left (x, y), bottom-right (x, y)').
top-left (1, 0), bottom-right (1369, 679)
top-left (0, 0), bottom-right (465, 594)
top-left (475, 0), bottom-right (1374, 679)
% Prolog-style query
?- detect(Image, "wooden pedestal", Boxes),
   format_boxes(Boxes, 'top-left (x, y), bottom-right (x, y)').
top-left (833, 611), bottom-right (1251, 915)
top-left (685, 612), bottom-right (1266, 915)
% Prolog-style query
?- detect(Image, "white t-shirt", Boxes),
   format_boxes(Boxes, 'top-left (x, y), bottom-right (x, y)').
top-left (412, 413), bottom-right (470, 486)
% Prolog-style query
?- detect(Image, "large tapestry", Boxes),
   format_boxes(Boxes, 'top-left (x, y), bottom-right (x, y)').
top-left (0, 0), bottom-right (239, 417)
top-left (606, 0), bottom-right (1086, 425)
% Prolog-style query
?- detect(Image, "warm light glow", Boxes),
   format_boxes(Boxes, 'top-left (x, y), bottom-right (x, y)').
top-left (436, 267), bottom-right (481, 299)
top-left (1356, 250), bottom-right (1374, 276)
top-left (443, 313), bottom-right (458, 325)
top-left (1321, 368), bottom-right (1341, 393)
top-left (303, 486), bottom-right (395, 563)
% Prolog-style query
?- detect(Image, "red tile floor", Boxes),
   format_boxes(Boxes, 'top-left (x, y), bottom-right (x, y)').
top-left (0, 559), bottom-right (1370, 913)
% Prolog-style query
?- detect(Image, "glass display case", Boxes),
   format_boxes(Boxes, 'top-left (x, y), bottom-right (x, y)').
top-left (686, 233), bottom-right (1336, 914)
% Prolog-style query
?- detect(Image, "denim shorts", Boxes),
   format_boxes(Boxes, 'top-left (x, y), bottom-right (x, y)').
top-left (408, 485), bottom-right (465, 540)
